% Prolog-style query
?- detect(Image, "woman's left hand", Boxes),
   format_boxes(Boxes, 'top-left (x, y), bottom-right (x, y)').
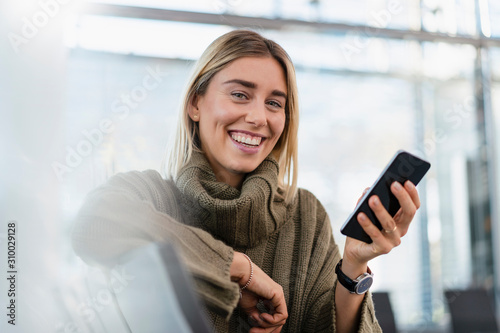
top-left (343, 180), bottom-right (421, 266)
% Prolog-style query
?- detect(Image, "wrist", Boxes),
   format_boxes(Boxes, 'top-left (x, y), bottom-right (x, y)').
top-left (230, 252), bottom-right (248, 285)
top-left (340, 256), bottom-right (368, 280)
top-left (336, 259), bottom-right (373, 295)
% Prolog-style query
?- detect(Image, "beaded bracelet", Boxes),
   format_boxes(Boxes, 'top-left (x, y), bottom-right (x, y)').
top-left (239, 253), bottom-right (253, 299)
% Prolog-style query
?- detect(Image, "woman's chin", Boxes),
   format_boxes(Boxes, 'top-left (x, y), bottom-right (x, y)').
top-left (232, 164), bottom-right (260, 175)
top-left (223, 160), bottom-right (261, 176)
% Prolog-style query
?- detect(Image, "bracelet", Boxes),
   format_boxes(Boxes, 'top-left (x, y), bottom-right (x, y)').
top-left (239, 253), bottom-right (253, 299)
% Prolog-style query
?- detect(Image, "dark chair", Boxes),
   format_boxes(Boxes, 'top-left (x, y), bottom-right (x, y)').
top-left (445, 289), bottom-right (499, 333)
top-left (372, 291), bottom-right (397, 333)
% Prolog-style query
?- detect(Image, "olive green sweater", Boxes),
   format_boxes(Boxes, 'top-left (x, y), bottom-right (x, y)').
top-left (72, 152), bottom-right (382, 332)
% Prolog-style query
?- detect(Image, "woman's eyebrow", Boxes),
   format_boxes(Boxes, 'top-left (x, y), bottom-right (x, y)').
top-left (223, 79), bottom-right (256, 88)
top-left (271, 90), bottom-right (287, 99)
top-left (223, 79), bottom-right (287, 99)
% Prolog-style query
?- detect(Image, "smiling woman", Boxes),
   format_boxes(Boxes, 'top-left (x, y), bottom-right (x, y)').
top-left (189, 57), bottom-right (287, 189)
top-left (166, 29), bottom-right (299, 203)
top-left (72, 29), bottom-right (422, 333)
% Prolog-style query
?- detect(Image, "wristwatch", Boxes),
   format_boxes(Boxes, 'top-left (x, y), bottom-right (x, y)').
top-left (335, 259), bottom-right (373, 295)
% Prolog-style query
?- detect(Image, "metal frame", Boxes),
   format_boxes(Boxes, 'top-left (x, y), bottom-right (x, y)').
top-left (82, 3), bottom-right (500, 47)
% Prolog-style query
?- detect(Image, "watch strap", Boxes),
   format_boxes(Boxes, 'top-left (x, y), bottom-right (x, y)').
top-left (335, 259), bottom-right (372, 294)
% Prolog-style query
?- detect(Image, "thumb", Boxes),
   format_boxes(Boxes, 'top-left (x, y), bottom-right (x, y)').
top-left (356, 187), bottom-right (370, 205)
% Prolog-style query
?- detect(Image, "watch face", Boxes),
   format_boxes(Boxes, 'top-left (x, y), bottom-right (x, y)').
top-left (355, 276), bottom-right (373, 294)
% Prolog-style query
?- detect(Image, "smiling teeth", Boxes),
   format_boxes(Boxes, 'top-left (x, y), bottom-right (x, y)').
top-left (231, 133), bottom-right (262, 146)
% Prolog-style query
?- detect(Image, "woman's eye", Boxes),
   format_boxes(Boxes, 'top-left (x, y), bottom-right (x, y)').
top-left (268, 100), bottom-right (283, 108)
top-left (232, 92), bottom-right (247, 99)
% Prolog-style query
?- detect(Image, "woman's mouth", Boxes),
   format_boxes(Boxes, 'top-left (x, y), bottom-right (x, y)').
top-left (228, 131), bottom-right (265, 150)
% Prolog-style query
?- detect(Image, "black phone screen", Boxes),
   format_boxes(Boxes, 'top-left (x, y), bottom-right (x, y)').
top-left (340, 150), bottom-right (431, 243)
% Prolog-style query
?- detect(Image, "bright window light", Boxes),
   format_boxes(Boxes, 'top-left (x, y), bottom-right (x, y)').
top-left (66, 15), bottom-right (232, 59)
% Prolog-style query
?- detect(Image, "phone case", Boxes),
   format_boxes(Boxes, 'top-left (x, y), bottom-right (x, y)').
top-left (340, 150), bottom-right (431, 243)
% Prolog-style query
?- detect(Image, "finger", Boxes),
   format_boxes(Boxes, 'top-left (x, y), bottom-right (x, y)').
top-left (249, 326), bottom-right (284, 333)
top-left (358, 213), bottom-right (400, 254)
top-left (247, 312), bottom-right (286, 329)
top-left (246, 287), bottom-right (287, 327)
top-left (250, 324), bottom-right (284, 333)
top-left (262, 289), bottom-right (288, 324)
top-left (239, 263), bottom-right (288, 327)
top-left (260, 313), bottom-right (287, 326)
top-left (356, 187), bottom-right (370, 205)
top-left (249, 322), bottom-right (285, 332)
top-left (357, 213), bottom-right (400, 255)
top-left (404, 180), bottom-right (420, 208)
top-left (246, 310), bottom-right (264, 327)
top-left (368, 195), bottom-right (398, 236)
top-left (358, 213), bottom-right (395, 247)
top-left (390, 182), bottom-right (417, 226)
top-left (260, 311), bottom-right (287, 326)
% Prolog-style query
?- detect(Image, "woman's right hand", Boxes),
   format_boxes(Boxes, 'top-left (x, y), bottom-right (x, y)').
top-left (230, 252), bottom-right (288, 332)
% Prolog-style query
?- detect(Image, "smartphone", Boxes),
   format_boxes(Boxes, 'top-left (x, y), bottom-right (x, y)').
top-left (340, 150), bottom-right (431, 243)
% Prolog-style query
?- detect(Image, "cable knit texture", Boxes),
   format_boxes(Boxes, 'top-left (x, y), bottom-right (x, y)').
top-left (71, 151), bottom-right (382, 332)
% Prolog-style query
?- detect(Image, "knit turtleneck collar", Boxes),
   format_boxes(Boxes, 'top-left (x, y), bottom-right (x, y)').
top-left (175, 151), bottom-right (287, 248)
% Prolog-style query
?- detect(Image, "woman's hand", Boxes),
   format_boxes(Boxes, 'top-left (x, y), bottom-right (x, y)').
top-left (230, 252), bottom-right (288, 332)
top-left (343, 180), bottom-right (421, 267)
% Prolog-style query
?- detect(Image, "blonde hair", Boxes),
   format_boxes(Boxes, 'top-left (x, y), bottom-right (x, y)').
top-left (164, 29), bottom-right (299, 203)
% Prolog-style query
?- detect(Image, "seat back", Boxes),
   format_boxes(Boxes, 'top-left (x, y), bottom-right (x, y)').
top-left (82, 242), bottom-right (212, 333)
top-left (372, 291), bottom-right (397, 333)
top-left (445, 289), bottom-right (499, 333)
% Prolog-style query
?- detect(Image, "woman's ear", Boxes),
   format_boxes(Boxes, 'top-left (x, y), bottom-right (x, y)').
top-left (188, 94), bottom-right (200, 122)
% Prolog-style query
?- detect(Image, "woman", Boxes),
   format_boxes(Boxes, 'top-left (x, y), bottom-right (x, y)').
top-left (72, 30), bottom-right (420, 332)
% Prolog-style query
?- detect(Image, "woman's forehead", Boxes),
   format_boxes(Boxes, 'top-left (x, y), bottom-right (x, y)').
top-left (214, 57), bottom-right (287, 91)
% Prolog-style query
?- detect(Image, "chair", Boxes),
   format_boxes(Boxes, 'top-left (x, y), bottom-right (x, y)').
top-left (79, 242), bottom-right (212, 333)
top-left (372, 291), bottom-right (397, 333)
top-left (445, 289), bottom-right (499, 333)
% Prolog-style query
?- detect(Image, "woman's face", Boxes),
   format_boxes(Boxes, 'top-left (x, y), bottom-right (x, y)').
top-left (191, 56), bottom-right (287, 188)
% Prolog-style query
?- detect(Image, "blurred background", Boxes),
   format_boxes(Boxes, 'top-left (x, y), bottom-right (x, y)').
top-left (1, 0), bottom-right (500, 332)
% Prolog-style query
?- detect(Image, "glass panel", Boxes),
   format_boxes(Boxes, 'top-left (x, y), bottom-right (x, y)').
top-left (456, 0), bottom-right (478, 36)
top-left (491, 48), bottom-right (500, 79)
top-left (68, 16), bottom-right (422, 76)
top-left (297, 74), bottom-right (415, 231)
top-left (296, 71), bottom-right (422, 326)
top-left (63, 53), bottom-right (193, 207)
top-left (67, 15), bottom-right (232, 59)
top-left (489, 0), bottom-right (500, 37)
top-left (421, 0), bottom-right (477, 36)
top-left (267, 30), bottom-right (418, 74)
top-left (422, 42), bottom-right (476, 80)
top-left (281, 0), bottom-right (367, 25)
top-left (421, 41), bottom-right (477, 326)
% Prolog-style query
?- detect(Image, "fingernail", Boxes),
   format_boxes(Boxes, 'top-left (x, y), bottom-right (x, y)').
top-left (393, 182), bottom-right (402, 192)
top-left (358, 213), bottom-right (367, 222)
top-left (249, 316), bottom-right (258, 326)
top-left (372, 197), bottom-right (380, 206)
top-left (406, 181), bottom-right (415, 190)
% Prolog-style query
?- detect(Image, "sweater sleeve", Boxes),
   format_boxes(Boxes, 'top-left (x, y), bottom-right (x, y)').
top-left (71, 170), bottom-right (240, 319)
top-left (300, 191), bottom-right (381, 332)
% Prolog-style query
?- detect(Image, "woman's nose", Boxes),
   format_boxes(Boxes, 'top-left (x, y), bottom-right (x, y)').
top-left (245, 104), bottom-right (267, 127)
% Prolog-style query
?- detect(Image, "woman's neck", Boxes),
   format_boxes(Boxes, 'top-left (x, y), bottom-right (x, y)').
top-left (213, 171), bottom-right (244, 190)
